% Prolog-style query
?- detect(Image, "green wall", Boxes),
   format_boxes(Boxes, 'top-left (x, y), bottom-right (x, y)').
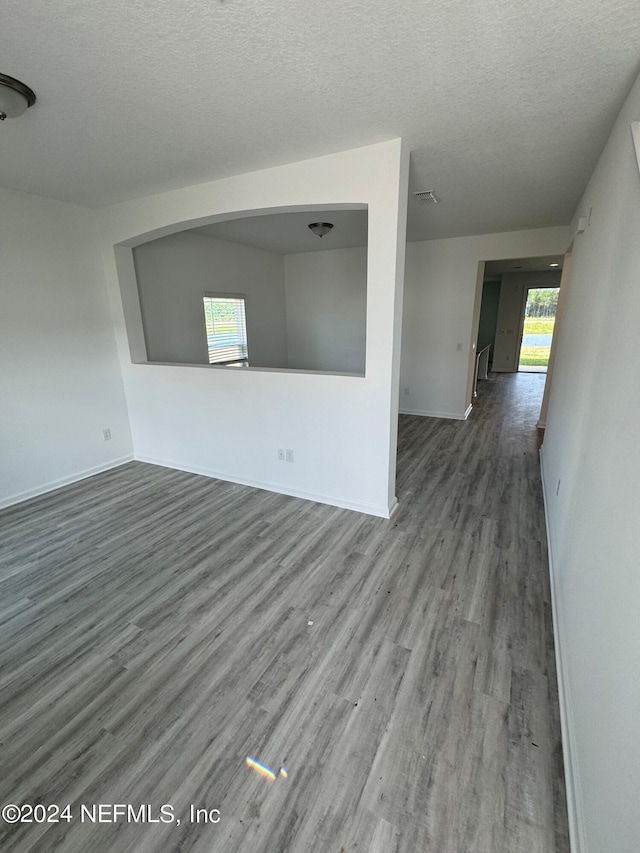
top-left (477, 279), bottom-right (501, 359)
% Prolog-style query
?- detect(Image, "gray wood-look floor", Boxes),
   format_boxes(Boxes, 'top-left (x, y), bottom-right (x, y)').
top-left (0, 373), bottom-right (569, 853)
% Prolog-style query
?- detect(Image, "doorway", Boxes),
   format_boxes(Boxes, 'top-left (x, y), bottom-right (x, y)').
top-left (518, 286), bottom-right (560, 373)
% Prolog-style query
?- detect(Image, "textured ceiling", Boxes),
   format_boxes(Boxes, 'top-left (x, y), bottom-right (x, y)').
top-left (2, 0), bottom-right (639, 240)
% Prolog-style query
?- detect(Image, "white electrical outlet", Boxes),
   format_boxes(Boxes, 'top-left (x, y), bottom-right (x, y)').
top-left (277, 448), bottom-right (285, 461)
top-left (102, 428), bottom-right (111, 441)
top-left (286, 449), bottom-right (294, 463)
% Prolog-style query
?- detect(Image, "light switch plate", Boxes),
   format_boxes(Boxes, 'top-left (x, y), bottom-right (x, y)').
top-left (632, 122), bottom-right (640, 175)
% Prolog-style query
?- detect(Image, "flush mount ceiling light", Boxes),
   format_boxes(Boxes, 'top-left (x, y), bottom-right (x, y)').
top-left (550, 263), bottom-right (559, 267)
top-left (0, 73), bottom-right (36, 120)
top-left (308, 222), bottom-right (334, 238)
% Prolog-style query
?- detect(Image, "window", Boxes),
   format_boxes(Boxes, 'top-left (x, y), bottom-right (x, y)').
top-left (203, 295), bottom-right (249, 366)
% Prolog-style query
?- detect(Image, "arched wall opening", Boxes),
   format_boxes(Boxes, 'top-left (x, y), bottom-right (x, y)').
top-left (117, 205), bottom-right (369, 375)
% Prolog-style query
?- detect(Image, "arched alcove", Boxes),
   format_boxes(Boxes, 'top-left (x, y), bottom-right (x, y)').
top-left (120, 205), bottom-right (368, 375)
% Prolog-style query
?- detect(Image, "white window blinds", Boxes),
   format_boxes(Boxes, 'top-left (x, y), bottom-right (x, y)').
top-left (203, 295), bottom-right (248, 365)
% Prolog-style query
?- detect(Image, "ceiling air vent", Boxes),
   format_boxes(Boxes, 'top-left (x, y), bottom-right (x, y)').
top-left (413, 190), bottom-right (439, 204)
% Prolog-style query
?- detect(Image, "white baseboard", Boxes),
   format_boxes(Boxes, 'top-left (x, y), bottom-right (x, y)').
top-left (0, 455), bottom-right (135, 511)
top-left (539, 447), bottom-right (585, 853)
top-left (388, 495), bottom-right (400, 519)
top-left (399, 404), bottom-right (472, 421)
top-left (135, 455), bottom-right (396, 519)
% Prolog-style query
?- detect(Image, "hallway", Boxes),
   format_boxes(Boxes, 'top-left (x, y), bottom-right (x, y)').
top-left (0, 373), bottom-right (568, 852)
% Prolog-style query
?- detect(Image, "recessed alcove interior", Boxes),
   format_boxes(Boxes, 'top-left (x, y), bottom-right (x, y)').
top-left (126, 205), bottom-right (368, 375)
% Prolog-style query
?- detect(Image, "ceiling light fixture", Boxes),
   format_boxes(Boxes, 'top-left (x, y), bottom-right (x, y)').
top-left (550, 263), bottom-right (559, 267)
top-left (308, 222), bottom-right (333, 238)
top-left (0, 73), bottom-right (36, 120)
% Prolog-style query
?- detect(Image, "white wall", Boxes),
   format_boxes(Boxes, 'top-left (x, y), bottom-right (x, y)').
top-left (133, 230), bottom-right (288, 367)
top-left (0, 188), bottom-right (132, 508)
top-left (540, 71), bottom-right (640, 853)
top-left (400, 227), bottom-right (570, 418)
top-left (100, 140), bottom-right (409, 517)
top-left (284, 247), bottom-right (367, 374)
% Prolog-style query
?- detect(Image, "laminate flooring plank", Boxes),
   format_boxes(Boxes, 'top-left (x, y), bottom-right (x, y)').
top-left (504, 667), bottom-right (556, 853)
top-left (542, 598), bottom-right (571, 853)
top-left (0, 373), bottom-right (568, 852)
top-left (359, 625), bottom-right (510, 852)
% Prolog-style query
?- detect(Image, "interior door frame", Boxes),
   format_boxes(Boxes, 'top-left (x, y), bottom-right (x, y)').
top-left (538, 247), bottom-right (573, 427)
